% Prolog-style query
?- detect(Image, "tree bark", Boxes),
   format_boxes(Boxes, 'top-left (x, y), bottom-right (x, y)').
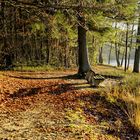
top-left (92, 36), bottom-right (97, 65)
top-left (115, 43), bottom-right (121, 67)
top-left (99, 46), bottom-right (103, 64)
top-left (78, 15), bottom-right (91, 76)
top-left (133, 17), bottom-right (140, 73)
top-left (127, 22), bottom-right (134, 70)
top-left (108, 44), bottom-right (112, 65)
top-left (121, 50), bottom-right (125, 67)
top-left (46, 40), bottom-right (51, 64)
top-left (114, 22), bottom-right (120, 67)
top-left (133, 47), bottom-right (140, 72)
top-left (124, 22), bottom-right (129, 71)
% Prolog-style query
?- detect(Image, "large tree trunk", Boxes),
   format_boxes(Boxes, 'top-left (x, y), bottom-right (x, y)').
top-left (133, 47), bottom-right (140, 72)
top-left (78, 15), bottom-right (91, 76)
top-left (124, 22), bottom-right (129, 71)
top-left (121, 50), bottom-right (125, 67)
top-left (127, 22), bottom-right (134, 70)
top-left (99, 46), bottom-right (103, 64)
top-left (115, 43), bottom-right (121, 67)
top-left (46, 38), bottom-right (51, 64)
top-left (108, 44), bottom-right (112, 65)
top-left (133, 17), bottom-right (140, 73)
top-left (114, 22), bottom-right (121, 67)
top-left (92, 36), bottom-right (97, 65)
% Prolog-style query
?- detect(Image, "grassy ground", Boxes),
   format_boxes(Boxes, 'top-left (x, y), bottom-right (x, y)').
top-left (0, 65), bottom-right (139, 140)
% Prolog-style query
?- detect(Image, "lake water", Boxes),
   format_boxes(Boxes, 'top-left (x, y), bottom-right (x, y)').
top-left (106, 59), bottom-right (140, 70)
top-left (102, 46), bottom-right (140, 70)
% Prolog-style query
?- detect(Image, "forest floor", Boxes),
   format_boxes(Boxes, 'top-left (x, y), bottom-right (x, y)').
top-left (0, 65), bottom-right (139, 140)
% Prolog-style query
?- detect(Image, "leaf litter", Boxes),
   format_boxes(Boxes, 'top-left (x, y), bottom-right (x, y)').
top-left (0, 71), bottom-right (139, 140)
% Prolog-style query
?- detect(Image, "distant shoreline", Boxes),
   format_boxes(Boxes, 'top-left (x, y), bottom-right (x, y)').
top-left (105, 59), bottom-right (140, 69)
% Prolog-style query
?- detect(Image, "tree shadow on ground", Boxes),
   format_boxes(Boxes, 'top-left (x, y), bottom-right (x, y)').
top-left (4, 74), bottom-right (80, 80)
top-left (9, 81), bottom-right (92, 98)
top-left (5, 73), bottom-right (124, 80)
top-left (8, 80), bottom-right (139, 140)
top-left (78, 92), bottom-right (139, 140)
top-left (9, 87), bottom-right (42, 98)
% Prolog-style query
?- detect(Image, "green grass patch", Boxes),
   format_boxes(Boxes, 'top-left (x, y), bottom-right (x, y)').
top-left (14, 65), bottom-right (58, 72)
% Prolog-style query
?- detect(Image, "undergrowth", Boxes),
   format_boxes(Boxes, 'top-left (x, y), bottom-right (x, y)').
top-left (105, 73), bottom-right (140, 132)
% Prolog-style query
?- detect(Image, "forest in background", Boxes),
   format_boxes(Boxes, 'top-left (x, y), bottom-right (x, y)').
top-left (0, 0), bottom-right (140, 73)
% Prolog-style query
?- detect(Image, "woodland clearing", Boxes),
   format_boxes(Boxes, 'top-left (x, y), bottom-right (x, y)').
top-left (0, 66), bottom-right (139, 140)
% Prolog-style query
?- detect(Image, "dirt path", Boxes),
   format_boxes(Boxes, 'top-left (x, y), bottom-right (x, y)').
top-left (0, 71), bottom-right (139, 140)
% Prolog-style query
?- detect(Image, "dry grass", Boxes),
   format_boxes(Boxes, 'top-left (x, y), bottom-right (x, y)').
top-left (104, 72), bottom-right (140, 132)
top-left (92, 65), bottom-right (140, 134)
